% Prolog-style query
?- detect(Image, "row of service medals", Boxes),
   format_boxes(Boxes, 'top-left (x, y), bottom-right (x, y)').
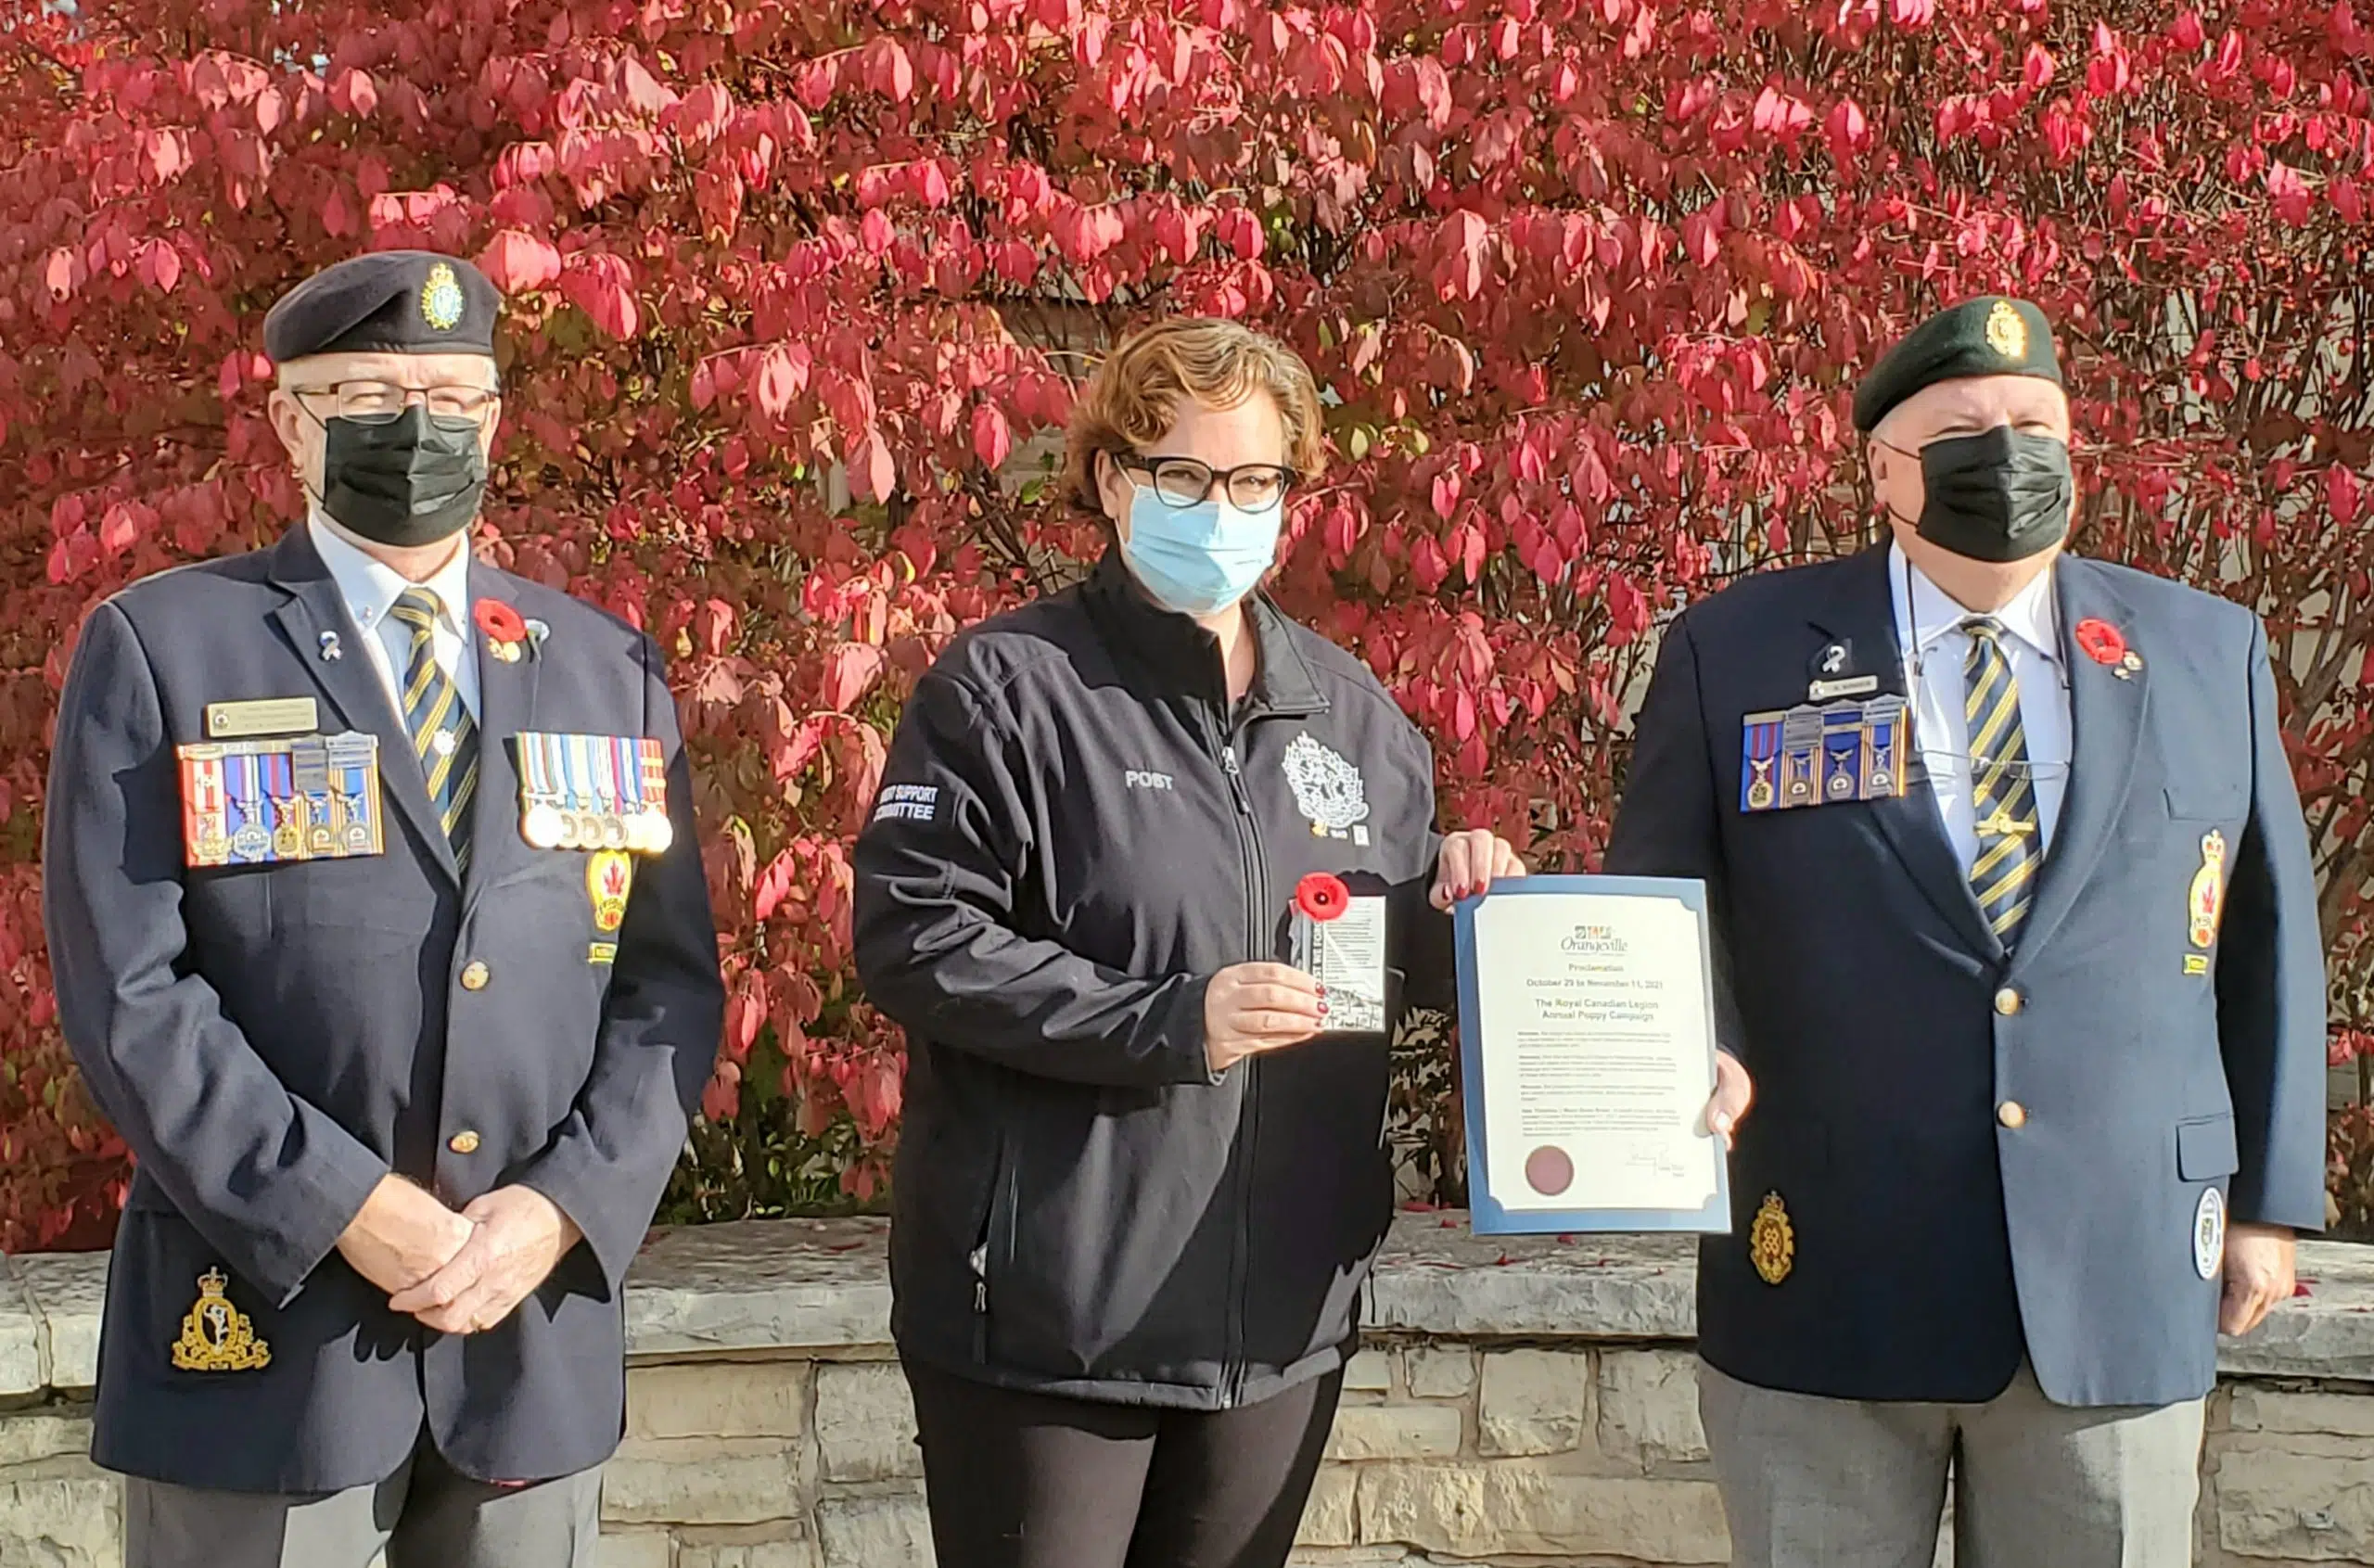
top-left (179, 734), bottom-right (384, 868)
top-left (1739, 695), bottom-right (1912, 812)
top-left (516, 732), bottom-right (673, 855)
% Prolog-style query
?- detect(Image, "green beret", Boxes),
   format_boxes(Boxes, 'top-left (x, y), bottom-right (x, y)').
top-left (1852, 297), bottom-right (2062, 433)
top-left (263, 250), bottom-right (500, 363)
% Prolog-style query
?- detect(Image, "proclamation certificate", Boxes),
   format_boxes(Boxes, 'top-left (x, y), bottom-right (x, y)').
top-left (1454, 875), bottom-right (1730, 1235)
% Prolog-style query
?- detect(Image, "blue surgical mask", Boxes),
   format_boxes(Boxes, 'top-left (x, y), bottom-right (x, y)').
top-left (1118, 485), bottom-right (1282, 617)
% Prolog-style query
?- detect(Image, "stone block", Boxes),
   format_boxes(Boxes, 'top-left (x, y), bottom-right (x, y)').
top-left (1596, 1349), bottom-right (1708, 1467)
top-left (626, 1220), bottom-right (894, 1359)
top-left (677, 1541), bottom-right (822, 1568)
top-left (596, 1533), bottom-right (674, 1568)
top-left (1342, 1351), bottom-right (1392, 1394)
top-left (1325, 1405), bottom-right (1463, 1462)
top-left (1367, 1224), bottom-right (1699, 1339)
top-left (0, 1471), bottom-right (122, 1568)
top-left (1476, 1349), bottom-right (1590, 1457)
top-left (817, 1487), bottom-right (936, 1568)
top-left (603, 1443), bottom-right (802, 1526)
top-left (1358, 1462), bottom-right (1728, 1563)
top-left (2227, 1389), bottom-right (2374, 1440)
top-left (1297, 1465), bottom-right (1359, 1547)
top-left (0, 1266), bottom-right (45, 1400)
top-left (1403, 1348), bottom-right (1473, 1400)
top-left (2215, 1442), bottom-right (2374, 1562)
top-left (630, 1362), bottom-right (810, 1443)
top-left (815, 1363), bottom-right (922, 1483)
top-left (0, 1409), bottom-right (95, 1470)
top-left (11, 1254), bottom-right (108, 1394)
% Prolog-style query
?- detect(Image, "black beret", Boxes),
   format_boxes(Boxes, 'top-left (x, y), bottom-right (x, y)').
top-left (263, 250), bottom-right (501, 363)
top-left (1852, 297), bottom-right (2062, 433)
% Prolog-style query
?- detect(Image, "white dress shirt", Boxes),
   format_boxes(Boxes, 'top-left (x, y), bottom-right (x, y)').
top-left (1889, 542), bottom-right (2071, 871)
top-left (307, 511), bottom-right (481, 725)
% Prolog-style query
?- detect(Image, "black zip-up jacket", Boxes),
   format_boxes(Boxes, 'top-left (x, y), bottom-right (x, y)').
top-left (854, 553), bottom-right (1451, 1409)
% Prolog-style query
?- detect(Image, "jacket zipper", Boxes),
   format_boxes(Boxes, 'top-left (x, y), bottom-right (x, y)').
top-left (969, 1141), bottom-right (1015, 1363)
top-left (1219, 726), bottom-right (1267, 1409)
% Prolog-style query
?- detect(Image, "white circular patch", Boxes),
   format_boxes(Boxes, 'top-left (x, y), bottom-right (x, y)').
top-left (2193, 1187), bottom-right (2226, 1281)
top-left (430, 730), bottom-right (456, 758)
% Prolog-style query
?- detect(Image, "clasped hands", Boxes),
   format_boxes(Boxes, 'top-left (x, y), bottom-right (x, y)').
top-left (336, 1176), bottom-right (580, 1336)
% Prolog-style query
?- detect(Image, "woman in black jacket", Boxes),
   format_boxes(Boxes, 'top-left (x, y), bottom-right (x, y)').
top-left (852, 317), bottom-right (1522, 1568)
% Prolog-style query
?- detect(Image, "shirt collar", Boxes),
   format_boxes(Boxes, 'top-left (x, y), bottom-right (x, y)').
top-left (1888, 540), bottom-right (2061, 665)
top-left (307, 510), bottom-right (474, 636)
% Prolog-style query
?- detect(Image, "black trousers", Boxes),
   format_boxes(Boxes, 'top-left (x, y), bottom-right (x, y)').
top-left (903, 1358), bottom-right (1345, 1568)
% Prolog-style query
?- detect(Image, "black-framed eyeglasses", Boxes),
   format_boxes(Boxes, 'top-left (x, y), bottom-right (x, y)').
top-left (291, 380), bottom-right (501, 424)
top-left (1117, 453), bottom-right (1297, 512)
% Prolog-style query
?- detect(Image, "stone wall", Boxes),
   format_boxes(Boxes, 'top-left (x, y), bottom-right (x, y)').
top-left (3, 1217), bottom-right (2370, 1567)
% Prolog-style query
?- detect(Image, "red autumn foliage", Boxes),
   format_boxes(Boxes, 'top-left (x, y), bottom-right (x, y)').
top-left (6, 0), bottom-right (2374, 1243)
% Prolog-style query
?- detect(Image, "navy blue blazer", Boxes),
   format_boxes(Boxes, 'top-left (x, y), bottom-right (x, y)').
top-left (1605, 546), bottom-right (2326, 1409)
top-left (42, 525), bottom-right (723, 1491)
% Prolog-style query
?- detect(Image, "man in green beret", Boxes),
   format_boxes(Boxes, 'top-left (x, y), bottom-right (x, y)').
top-left (45, 249), bottom-right (724, 1566)
top-left (1606, 296), bottom-right (2327, 1564)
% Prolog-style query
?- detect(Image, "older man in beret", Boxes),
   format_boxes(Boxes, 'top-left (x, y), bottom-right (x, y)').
top-left (1606, 297), bottom-right (2327, 1564)
top-left (43, 250), bottom-right (723, 1567)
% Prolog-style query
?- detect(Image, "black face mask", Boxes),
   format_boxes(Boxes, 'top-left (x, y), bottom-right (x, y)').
top-left (1897, 426), bottom-right (2074, 564)
top-left (314, 404), bottom-right (488, 548)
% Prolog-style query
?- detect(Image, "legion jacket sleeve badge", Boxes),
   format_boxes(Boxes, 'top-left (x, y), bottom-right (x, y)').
top-left (171, 1268), bottom-right (272, 1373)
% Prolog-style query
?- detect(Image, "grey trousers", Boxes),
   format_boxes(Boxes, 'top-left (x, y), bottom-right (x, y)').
top-left (1700, 1359), bottom-right (2205, 1568)
top-left (124, 1434), bottom-right (602, 1568)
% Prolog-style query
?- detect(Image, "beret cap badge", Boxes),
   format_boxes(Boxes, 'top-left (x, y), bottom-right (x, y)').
top-left (420, 262), bottom-right (466, 333)
top-left (1985, 298), bottom-right (2027, 361)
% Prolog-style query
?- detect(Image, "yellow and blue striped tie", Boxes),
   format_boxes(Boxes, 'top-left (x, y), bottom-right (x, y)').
top-left (388, 587), bottom-right (479, 873)
top-left (1962, 618), bottom-right (2040, 946)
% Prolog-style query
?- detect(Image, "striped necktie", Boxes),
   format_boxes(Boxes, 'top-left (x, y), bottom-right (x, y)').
top-left (1961, 618), bottom-right (2040, 945)
top-left (388, 587), bottom-right (479, 873)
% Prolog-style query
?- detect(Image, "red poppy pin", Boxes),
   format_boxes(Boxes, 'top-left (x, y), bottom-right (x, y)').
top-left (1295, 873), bottom-right (1350, 924)
top-left (2074, 617), bottom-right (2143, 679)
top-left (475, 598), bottom-right (529, 663)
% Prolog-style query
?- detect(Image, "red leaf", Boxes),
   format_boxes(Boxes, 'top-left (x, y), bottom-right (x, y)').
top-left (823, 644), bottom-right (888, 711)
top-left (2329, 465), bottom-right (2363, 528)
top-left (1825, 98), bottom-right (1870, 164)
top-left (559, 253), bottom-right (642, 338)
top-left (869, 39), bottom-right (916, 102)
top-left (1458, 523), bottom-right (1486, 583)
top-left (332, 67), bottom-right (378, 118)
top-left (754, 849), bottom-right (798, 923)
top-left (675, 82), bottom-right (734, 147)
top-left (1431, 471), bottom-right (1461, 519)
top-left (478, 230), bottom-right (562, 293)
top-left (702, 1062), bottom-right (742, 1123)
top-left (142, 241), bottom-right (181, 294)
top-left (855, 430), bottom-right (899, 503)
top-left (2267, 161), bottom-right (2313, 227)
top-left (971, 402), bottom-right (1013, 469)
top-left (754, 344), bottom-right (810, 418)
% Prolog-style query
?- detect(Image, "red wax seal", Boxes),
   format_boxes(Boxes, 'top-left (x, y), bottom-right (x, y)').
top-left (1525, 1146), bottom-right (1575, 1197)
top-left (1295, 873), bottom-right (1349, 923)
top-left (2073, 618), bottom-right (2127, 666)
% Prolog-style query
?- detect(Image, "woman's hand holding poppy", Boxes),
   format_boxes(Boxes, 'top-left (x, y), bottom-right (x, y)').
top-left (1204, 963), bottom-right (1327, 1074)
